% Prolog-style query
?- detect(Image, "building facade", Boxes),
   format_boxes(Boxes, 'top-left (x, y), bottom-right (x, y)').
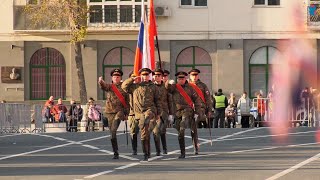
top-left (0, 0), bottom-right (319, 102)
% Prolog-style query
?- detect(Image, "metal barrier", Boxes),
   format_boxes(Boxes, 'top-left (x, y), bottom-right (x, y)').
top-left (0, 103), bottom-right (107, 134)
top-left (0, 103), bottom-right (32, 133)
top-left (250, 98), bottom-right (320, 127)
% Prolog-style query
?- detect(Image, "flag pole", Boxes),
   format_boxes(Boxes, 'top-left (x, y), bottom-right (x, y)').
top-left (155, 35), bottom-right (162, 69)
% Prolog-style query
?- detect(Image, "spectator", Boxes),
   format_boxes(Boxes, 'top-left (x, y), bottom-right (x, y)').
top-left (52, 98), bottom-right (67, 123)
top-left (42, 96), bottom-right (54, 123)
top-left (67, 100), bottom-right (83, 132)
top-left (237, 92), bottom-right (251, 128)
top-left (213, 89), bottom-right (228, 128)
top-left (226, 93), bottom-right (237, 128)
top-left (255, 93), bottom-right (265, 127)
top-left (86, 98), bottom-right (101, 132)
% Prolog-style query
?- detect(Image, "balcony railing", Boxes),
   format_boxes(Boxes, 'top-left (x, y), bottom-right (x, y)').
top-left (87, 7), bottom-right (147, 29)
top-left (307, 4), bottom-right (320, 28)
top-left (13, 5), bottom-right (144, 31)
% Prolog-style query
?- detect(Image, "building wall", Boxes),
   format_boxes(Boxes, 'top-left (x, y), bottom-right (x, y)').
top-left (0, 41), bottom-right (24, 101)
top-left (216, 39), bottom-right (244, 96)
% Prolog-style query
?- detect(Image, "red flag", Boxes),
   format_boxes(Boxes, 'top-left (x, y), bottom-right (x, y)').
top-left (148, 0), bottom-right (157, 70)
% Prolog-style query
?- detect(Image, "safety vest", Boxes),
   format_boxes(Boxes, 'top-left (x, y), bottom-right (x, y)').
top-left (215, 95), bottom-right (226, 108)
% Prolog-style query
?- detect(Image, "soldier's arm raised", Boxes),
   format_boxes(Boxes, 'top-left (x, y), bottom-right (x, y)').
top-left (121, 77), bottom-right (135, 94)
top-left (98, 76), bottom-right (112, 91)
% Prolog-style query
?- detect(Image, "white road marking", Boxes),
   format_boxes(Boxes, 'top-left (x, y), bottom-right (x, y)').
top-left (84, 170), bottom-right (114, 179)
top-left (0, 134), bottom-right (22, 138)
top-left (266, 151), bottom-right (320, 180)
top-left (165, 142), bottom-right (320, 161)
top-left (0, 133), bottom-right (125, 161)
top-left (82, 144), bottom-right (99, 150)
top-left (114, 163), bottom-right (140, 170)
top-left (53, 137), bottom-right (67, 141)
top-left (33, 132), bottom-right (138, 161)
top-left (0, 142), bottom-right (74, 161)
top-left (98, 149), bottom-right (139, 161)
top-left (83, 128), bottom-right (264, 178)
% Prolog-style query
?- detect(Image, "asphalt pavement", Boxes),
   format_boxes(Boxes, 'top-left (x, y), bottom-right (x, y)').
top-left (0, 127), bottom-right (319, 180)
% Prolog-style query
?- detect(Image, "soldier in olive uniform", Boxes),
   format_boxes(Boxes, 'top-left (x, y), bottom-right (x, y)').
top-left (152, 69), bottom-right (172, 154)
top-left (188, 69), bottom-right (213, 128)
top-left (128, 71), bottom-right (140, 155)
top-left (98, 69), bottom-right (129, 159)
top-left (163, 70), bottom-right (176, 128)
top-left (165, 71), bottom-right (203, 158)
top-left (122, 68), bottom-right (162, 161)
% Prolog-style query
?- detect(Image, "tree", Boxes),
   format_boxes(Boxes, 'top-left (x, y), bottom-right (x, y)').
top-left (25, 0), bottom-right (88, 103)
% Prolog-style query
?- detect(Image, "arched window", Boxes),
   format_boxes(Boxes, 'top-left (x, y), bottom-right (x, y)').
top-left (30, 48), bottom-right (66, 100)
top-left (249, 46), bottom-right (280, 97)
top-left (102, 47), bottom-right (134, 98)
top-left (176, 46), bottom-right (212, 90)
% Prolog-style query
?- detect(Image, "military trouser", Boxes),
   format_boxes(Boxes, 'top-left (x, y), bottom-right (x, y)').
top-left (128, 115), bottom-right (139, 154)
top-left (136, 110), bottom-right (155, 159)
top-left (175, 110), bottom-right (199, 157)
top-left (106, 111), bottom-right (124, 157)
top-left (160, 111), bottom-right (169, 153)
top-left (149, 116), bottom-right (162, 155)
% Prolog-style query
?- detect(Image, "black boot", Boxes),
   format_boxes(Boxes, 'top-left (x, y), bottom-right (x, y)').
top-left (178, 137), bottom-right (185, 159)
top-left (141, 140), bottom-right (148, 161)
top-left (111, 138), bottom-right (119, 159)
top-left (154, 135), bottom-right (161, 156)
top-left (161, 134), bottom-right (167, 154)
top-left (191, 131), bottom-right (199, 155)
top-left (147, 138), bottom-right (151, 158)
top-left (131, 134), bottom-right (138, 155)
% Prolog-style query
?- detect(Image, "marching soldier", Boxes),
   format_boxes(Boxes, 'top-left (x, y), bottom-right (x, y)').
top-left (153, 69), bottom-right (172, 154)
top-left (165, 71), bottom-right (202, 158)
top-left (188, 69), bottom-right (213, 128)
top-left (128, 71), bottom-right (140, 155)
top-left (98, 68), bottom-right (129, 159)
top-left (163, 70), bottom-right (176, 128)
top-left (122, 68), bottom-right (162, 161)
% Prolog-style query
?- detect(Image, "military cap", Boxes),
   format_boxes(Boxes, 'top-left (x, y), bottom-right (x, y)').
top-left (175, 71), bottom-right (188, 78)
top-left (188, 68), bottom-right (201, 75)
top-left (110, 68), bottom-right (123, 76)
top-left (139, 68), bottom-right (152, 75)
top-left (163, 70), bottom-right (170, 75)
top-left (152, 68), bottom-right (164, 75)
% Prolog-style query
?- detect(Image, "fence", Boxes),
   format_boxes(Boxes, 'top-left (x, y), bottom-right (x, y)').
top-left (0, 103), bottom-right (33, 133)
top-left (250, 98), bottom-right (320, 127)
top-left (0, 103), bottom-right (107, 134)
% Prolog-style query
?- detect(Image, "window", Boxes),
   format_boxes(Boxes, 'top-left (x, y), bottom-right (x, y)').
top-left (180, 0), bottom-right (207, 7)
top-left (88, 0), bottom-right (147, 24)
top-left (102, 47), bottom-right (134, 99)
top-left (89, 5), bottom-right (103, 23)
top-left (254, 0), bottom-right (280, 6)
top-left (249, 46), bottom-right (280, 98)
top-left (30, 48), bottom-right (66, 100)
top-left (176, 46), bottom-right (212, 90)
